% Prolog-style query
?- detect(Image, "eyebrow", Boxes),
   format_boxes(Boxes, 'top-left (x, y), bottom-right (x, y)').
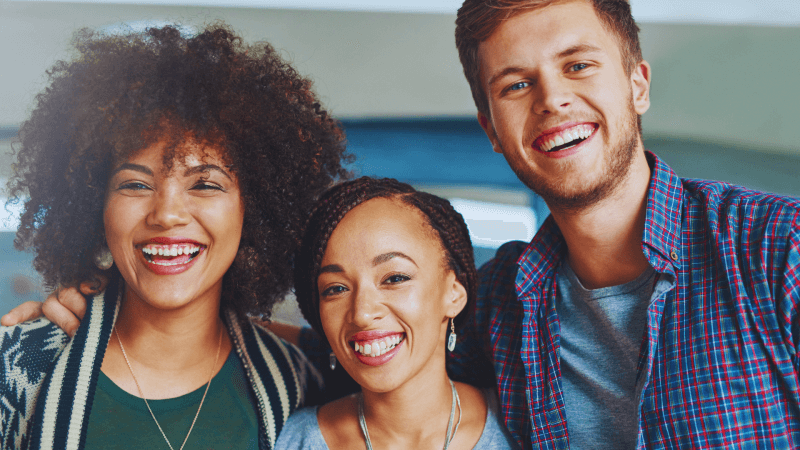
top-left (110, 162), bottom-right (233, 181)
top-left (318, 251), bottom-right (418, 275)
top-left (373, 251), bottom-right (417, 268)
top-left (487, 43), bottom-right (604, 87)
top-left (184, 164), bottom-right (233, 181)
top-left (110, 163), bottom-right (153, 177)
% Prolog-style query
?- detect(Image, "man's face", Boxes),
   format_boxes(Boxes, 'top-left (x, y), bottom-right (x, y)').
top-left (477, 0), bottom-right (651, 211)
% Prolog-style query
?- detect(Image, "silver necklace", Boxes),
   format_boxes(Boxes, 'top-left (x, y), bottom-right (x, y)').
top-left (358, 379), bottom-right (462, 450)
top-left (115, 326), bottom-right (223, 450)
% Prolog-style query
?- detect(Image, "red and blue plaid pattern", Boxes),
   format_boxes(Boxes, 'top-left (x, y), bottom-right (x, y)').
top-left (449, 152), bottom-right (800, 449)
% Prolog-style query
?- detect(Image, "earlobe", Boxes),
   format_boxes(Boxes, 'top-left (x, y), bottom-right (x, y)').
top-left (631, 60), bottom-right (651, 115)
top-left (477, 112), bottom-right (503, 154)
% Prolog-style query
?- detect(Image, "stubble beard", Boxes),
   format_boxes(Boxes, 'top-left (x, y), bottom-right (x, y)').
top-left (503, 102), bottom-right (641, 213)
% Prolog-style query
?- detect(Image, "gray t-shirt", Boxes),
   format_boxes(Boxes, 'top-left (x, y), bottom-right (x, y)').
top-left (556, 260), bottom-right (657, 450)
top-left (274, 389), bottom-right (520, 449)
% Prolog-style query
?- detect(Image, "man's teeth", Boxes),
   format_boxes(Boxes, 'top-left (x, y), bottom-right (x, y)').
top-left (540, 124), bottom-right (594, 152)
top-left (353, 335), bottom-right (404, 357)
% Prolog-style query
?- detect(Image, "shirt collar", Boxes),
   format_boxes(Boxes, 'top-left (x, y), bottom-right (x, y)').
top-left (516, 151), bottom-right (684, 288)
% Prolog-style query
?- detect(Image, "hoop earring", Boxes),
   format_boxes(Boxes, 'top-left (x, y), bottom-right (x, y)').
top-left (94, 245), bottom-right (114, 270)
top-left (447, 317), bottom-right (457, 352)
top-left (329, 351), bottom-right (337, 370)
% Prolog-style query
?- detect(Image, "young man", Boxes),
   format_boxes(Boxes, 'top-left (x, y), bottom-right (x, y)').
top-left (449, 0), bottom-right (800, 449)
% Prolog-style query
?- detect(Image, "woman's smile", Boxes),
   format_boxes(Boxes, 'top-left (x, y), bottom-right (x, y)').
top-left (104, 136), bottom-right (244, 311)
top-left (318, 197), bottom-right (466, 393)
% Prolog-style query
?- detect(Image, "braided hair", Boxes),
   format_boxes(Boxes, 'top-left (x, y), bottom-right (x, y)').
top-left (294, 177), bottom-right (477, 346)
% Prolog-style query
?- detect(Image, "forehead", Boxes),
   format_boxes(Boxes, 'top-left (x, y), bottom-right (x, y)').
top-left (477, 0), bottom-right (621, 81)
top-left (324, 197), bottom-right (443, 260)
top-left (118, 137), bottom-right (230, 173)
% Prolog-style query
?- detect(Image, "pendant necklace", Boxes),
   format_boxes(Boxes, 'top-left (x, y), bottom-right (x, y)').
top-left (358, 379), bottom-right (462, 450)
top-left (115, 325), bottom-right (223, 450)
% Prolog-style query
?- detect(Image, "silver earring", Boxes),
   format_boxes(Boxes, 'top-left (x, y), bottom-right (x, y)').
top-left (447, 318), bottom-right (457, 352)
top-left (329, 351), bottom-right (337, 370)
top-left (94, 245), bottom-right (114, 270)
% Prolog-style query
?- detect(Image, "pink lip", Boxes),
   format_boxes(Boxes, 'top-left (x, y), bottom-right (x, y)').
top-left (138, 236), bottom-right (205, 275)
top-left (353, 339), bottom-right (404, 367)
top-left (532, 122), bottom-right (598, 159)
top-left (349, 330), bottom-right (403, 343)
top-left (144, 236), bottom-right (202, 245)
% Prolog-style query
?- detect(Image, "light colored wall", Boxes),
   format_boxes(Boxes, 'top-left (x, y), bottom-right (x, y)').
top-left (1, 1), bottom-right (799, 157)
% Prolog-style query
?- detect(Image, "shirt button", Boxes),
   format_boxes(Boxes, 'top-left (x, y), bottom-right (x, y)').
top-left (670, 250), bottom-right (679, 261)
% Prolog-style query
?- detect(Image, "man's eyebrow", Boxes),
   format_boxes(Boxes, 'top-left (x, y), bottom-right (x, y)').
top-left (110, 163), bottom-right (153, 177)
top-left (488, 66), bottom-right (527, 88)
top-left (319, 264), bottom-right (344, 274)
top-left (184, 164), bottom-right (233, 181)
top-left (373, 251), bottom-right (417, 268)
top-left (556, 43), bottom-right (603, 59)
top-left (487, 43), bottom-right (604, 87)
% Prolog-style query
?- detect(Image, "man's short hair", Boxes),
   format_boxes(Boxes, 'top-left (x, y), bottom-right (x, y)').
top-left (455, 0), bottom-right (642, 117)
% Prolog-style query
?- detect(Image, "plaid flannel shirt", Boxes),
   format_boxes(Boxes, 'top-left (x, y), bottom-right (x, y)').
top-left (449, 152), bottom-right (800, 449)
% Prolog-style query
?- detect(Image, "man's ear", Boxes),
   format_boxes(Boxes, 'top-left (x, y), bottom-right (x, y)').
top-left (444, 271), bottom-right (468, 319)
top-left (631, 60), bottom-right (651, 115)
top-left (477, 112), bottom-right (503, 154)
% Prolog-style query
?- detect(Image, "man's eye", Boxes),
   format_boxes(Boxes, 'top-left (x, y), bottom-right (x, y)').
top-left (569, 63), bottom-right (589, 72)
top-left (508, 81), bottom-right (530, 91)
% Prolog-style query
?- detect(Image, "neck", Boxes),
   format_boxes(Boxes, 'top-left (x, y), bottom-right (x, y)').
top-left (360, 343), bottom-right (455, 445)
top-left (102, 281), bottom-right (231, 399)
top-left (548, 149), bottom-right (652, 289)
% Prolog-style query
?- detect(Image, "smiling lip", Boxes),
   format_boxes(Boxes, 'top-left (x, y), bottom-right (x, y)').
top-left (533, 122), bottom-right (598, 159)
top-left (138, 237), bottom-right (205, 276)
top-left (348, 330), bottom-right (405, 367)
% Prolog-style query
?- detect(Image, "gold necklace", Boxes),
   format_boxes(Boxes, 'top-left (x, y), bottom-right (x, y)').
top-left (115, 326), bottom-right (223, 450)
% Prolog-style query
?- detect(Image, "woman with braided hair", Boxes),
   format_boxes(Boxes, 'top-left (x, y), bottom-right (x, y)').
top-left (277, 176), bottom-right (518, 449)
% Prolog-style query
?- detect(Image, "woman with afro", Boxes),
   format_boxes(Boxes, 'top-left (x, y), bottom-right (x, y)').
top-left (0, 23), bottom-right (348, 450)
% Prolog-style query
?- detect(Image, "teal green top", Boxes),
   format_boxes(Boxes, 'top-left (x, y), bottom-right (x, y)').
top-left (85, 350), bottom-right (259, 449)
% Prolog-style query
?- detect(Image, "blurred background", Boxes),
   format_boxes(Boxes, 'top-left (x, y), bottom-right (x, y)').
top-left (1, 0), bottom-right (798, 321)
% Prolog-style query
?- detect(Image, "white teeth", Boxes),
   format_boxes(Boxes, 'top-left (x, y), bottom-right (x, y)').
top-left (353, 335), bottom-right (404, 357)
top-left (539, 125), bottom-right (595, 152)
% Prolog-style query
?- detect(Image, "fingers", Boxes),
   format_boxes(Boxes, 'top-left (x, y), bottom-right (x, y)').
top-left (42, 294), bottom-right (81, 337)
top-left (0, 301), bottom-right (44, 326)
top-left (58, 287), bottom-right (88, 320)
top-left (79, 274), bottom-right (108, 296)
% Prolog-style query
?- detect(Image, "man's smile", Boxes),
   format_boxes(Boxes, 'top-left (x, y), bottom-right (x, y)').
top-left (534, 123), bottom-right (598, 153)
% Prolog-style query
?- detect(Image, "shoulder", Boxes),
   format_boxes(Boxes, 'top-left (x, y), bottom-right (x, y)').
top-left (316, 394), bottom-right (362, 449)
top-left (0, 318), bottom-right (70, 446)
top-left (477, 241), bottom-right (528, 298)
top-left (474, 388), bottom-right (521, 449)
top-left (1, 317), bottom-right (69, 377)
top-left (245, 318), bottom-right (325, 406)
top-left (274, 406), bottom-right (328, 450)
top-left (682, 179), bottom-right (800, 227)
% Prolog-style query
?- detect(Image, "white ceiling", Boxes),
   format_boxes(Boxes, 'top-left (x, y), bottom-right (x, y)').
top-left (15, 0), bottom-right (800, 25)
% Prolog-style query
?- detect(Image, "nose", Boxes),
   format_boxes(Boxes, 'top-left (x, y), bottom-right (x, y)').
top-left (532, 73), bottom-right (572, 115)
top-left (349, 286), bottom-right (384, 327)
top-left (146, 188), bottom-right (192, 229)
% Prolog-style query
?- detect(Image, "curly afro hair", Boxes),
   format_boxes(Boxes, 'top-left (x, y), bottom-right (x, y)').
top-left (7, 23), bottom-right (350, 318)
top-left (293, 177), bottom-right (477, 348)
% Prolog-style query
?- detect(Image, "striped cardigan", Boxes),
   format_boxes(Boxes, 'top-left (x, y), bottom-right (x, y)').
top-left (0, 278), bottom-right (323, 450)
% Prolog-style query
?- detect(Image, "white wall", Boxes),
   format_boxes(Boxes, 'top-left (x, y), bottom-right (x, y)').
top-left (2, 1), bottom-right (799, 157)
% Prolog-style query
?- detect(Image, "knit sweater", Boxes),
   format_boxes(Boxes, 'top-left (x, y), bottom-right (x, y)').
top-left (0, 278), bottom-right (323, 450)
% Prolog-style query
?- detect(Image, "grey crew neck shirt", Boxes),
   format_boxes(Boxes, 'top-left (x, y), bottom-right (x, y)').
top-left (556, 260), bottom-right (656, 450)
